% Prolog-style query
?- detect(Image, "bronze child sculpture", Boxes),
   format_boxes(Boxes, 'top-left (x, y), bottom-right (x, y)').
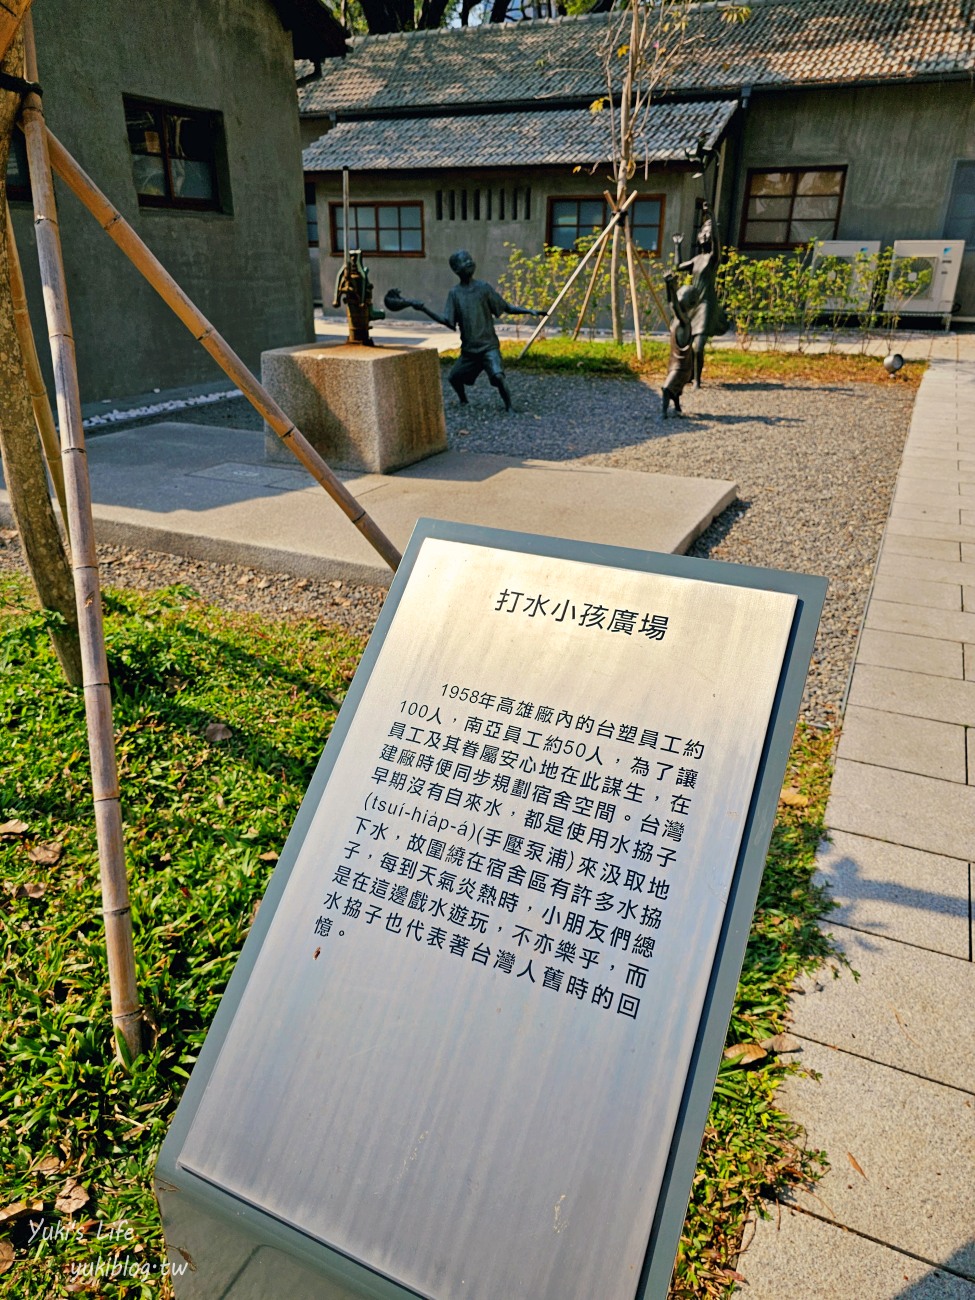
top-left (661, 270), bottom-right (695, 419)
top-left (385, 250), bottom-right (543, 411)
top-left (675, 200), bottom-right (722, 389)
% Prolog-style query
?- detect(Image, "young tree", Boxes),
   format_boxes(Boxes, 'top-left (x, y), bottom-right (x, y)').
top-left (595, 0), bottom-right (749, 345)
top-left (0, 29), bottom-right (82, 685)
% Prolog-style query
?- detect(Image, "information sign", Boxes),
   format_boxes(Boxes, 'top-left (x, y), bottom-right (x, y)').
top-left (157, 520), bottom-right (825, 1299)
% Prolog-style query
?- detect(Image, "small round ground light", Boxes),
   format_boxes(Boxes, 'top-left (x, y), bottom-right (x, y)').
top-left (883, 352), bottom-right (905, 375)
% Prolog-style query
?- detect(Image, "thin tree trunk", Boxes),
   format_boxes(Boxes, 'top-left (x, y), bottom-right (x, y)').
top-left (21, 17), bottom-right (143, 1063)
top-left (0, 32), bottom-right (82, 685)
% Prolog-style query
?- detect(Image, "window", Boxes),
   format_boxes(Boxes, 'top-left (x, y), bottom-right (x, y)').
top-left (329, 202), bottom-right (423, 256)
top-left (305, 181), bottom-right (319, 247)
top-left (740, 168), bottom-right (845, 248)
top-left (547, 196), bottom-right (664, 255)
top-left (944, 160), bottom-right (975, 249)
top-left (5, 131), bottom-right (30, 202)
top-left (124, 96), bottom-right (224, 211)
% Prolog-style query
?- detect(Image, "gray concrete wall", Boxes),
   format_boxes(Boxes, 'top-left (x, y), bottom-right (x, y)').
top-left (737, 81), bottom-right (975, 315)
top-left (11, 0), bottom-right (313, 403)
top-left (313, 165), bottom-right (697, 327)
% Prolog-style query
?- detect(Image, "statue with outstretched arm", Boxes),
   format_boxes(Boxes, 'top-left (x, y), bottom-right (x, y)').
top-left (676, 201), bottom-right (721, 388)
top-left (661, 270), bottom-right (696, 420)
top-left (385, 249), bottom-right (544, 412)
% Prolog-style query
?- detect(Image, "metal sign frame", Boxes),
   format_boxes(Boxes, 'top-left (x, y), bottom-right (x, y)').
top-left (156, 519), bottom-right (825, 1299)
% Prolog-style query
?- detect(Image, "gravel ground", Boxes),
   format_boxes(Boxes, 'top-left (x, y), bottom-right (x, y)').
top-left (0, 365), bottom-right (915, 726)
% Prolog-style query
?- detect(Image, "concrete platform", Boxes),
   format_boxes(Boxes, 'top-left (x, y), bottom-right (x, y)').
top-left (0, 421), bottom-right (737, 585)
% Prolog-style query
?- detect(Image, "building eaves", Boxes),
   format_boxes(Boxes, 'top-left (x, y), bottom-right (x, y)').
top-left (270, 0), bottom-right (347, 63)
top-left (302, 99), bottom-right (737, 171)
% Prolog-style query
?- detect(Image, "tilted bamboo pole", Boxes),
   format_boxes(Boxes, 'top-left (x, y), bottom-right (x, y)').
top-left (42, 130), bottom-right (402, 573)
top-left (571, 233), bottom-right (609, 342)
top-left (6, 203), bottom-right (68, 525)
top-left (633, 245), bottom-right (669, 328)
top-left (0, 0), bottom-right (32, 62)
top-left (624, 222), bottom-right (643, 362)
top-left (517, 189), bottom-right (638, 360)
top-left (21, 18), bottom-right (143, 1062)
top-left (604, 190), bottom-right (644, 360)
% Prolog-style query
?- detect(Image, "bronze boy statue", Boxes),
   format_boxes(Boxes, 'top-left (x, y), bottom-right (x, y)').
top-left (385, 250), bottom-right (543, 411)
top-left (662, 270), bottom-right (695, 419)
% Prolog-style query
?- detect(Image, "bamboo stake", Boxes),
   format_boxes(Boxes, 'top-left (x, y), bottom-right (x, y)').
top-left (633, 246), bottom-right (669, 328)
top-left (6, 203), bottom-right (68, 525)
top-left (624, 220), bottom-right (643, 361)
top-left (0, 0), bottom-right (32, 62)
top-left (42, 129), bottom-right (401, 573)
top-left (571, 233), bottom-right (609, 342)
top-left (517, 189), bottom-right (638, 360)
top-left (20, 17), bottom-right (143, 1062)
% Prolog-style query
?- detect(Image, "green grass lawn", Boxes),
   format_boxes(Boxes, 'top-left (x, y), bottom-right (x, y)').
top-left (438, 336), bottom-right (925, 389)
top-left (1, 575), bottom-right (835, 1297)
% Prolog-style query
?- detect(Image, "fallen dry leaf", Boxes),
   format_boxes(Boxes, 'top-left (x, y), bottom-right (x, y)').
top-left (846, 1151), bottom-right (868, 1179)
top-left (55, 1179), bottom-right (90, 1214)
top-left (723, 1042), bottom-right (767, 1065)
top-left (0, 1200), bottom-right (43, 1225)
top-left (23, 882), bottom-right (46, 900)
top-left (779, 787), bottom-right (809, 808)
top-left (761, 1032), bottom-right (802, 1054)
top-left (0, 820), bottom-right (28, 837)
top-left (33, 1156), bottom-right (61, 1175)
top-left (0, 1240), bottom-right (13, 1275)
top-left (28, 841), bottom-right (63, 866)
top-left (205, 722), bottom-right (232, 743)
top-left (258, 851), bottom-right (278, 863)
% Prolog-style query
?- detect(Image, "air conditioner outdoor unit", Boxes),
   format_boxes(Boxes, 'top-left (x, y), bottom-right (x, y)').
top-left (810, 241), bottom-right (881, 312)
top-left (885, 240), bottom-right (965, 323)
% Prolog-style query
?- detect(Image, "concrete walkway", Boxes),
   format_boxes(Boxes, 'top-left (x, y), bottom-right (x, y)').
top-left (738, 357), bottom-right (975, 1298)
top-left (0, 423), bottom-right (736, 586)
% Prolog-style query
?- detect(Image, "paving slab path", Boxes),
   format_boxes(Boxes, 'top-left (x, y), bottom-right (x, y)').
top-left (737, 355), bottom-right (975, 1299)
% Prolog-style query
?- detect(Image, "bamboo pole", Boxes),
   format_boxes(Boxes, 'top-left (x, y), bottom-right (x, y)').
top-left (6, 203), bottom-right (68, 525)
top-left (571, 233), bottom-right (609, 342)
top-left (633, 246), bottom-right (669, 328)
top-left (42, 130), bottom-right (401, 573)
top-left (624, 220), bottom-right (643, 362)
top-left (0, 0), bottom-right (32, 62)
top-left (517, 189), bottom-right (638, 360)
top-left (20, 18), bottom-right (143, 1063)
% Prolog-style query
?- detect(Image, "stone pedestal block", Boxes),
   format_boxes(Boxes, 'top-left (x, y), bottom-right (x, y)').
top-left (261, 341), bottom-right (447, 474)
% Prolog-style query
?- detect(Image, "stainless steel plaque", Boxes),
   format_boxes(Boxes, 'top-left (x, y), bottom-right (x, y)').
top-left (178, 537), bottom-right (797, 1300)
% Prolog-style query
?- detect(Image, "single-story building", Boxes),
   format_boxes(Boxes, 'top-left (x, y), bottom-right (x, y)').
top-left (7, 0), bottom-right (345, 403)
top-left (299, 0), bottom-right (975, 323)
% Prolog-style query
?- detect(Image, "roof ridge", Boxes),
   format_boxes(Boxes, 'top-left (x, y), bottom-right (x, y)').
top-left (346, 9), bottom-right (608, 45)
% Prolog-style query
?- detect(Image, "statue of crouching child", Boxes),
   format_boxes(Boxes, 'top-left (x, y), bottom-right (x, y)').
top-left (661, 270), bottom-right (696, 419)
top-left (385, 250), bottom-right (544, 411)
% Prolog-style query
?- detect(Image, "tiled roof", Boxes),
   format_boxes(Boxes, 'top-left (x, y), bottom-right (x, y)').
top-left (297, 0), bottom-right (975, 115)
top-left (303, 99), bottom-right (736, 169)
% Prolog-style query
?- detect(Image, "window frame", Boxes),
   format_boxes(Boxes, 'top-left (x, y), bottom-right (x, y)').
top-left (546, 193), bottom-right (665, 256)
top-left (124, 95), bottom-right (226, 213)
top-left (738, 166), bottom-right (847, 250)
top-left (305, 181), bottom-right (319, 248)
top-left (328, 200), bottom-right (425, 257)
